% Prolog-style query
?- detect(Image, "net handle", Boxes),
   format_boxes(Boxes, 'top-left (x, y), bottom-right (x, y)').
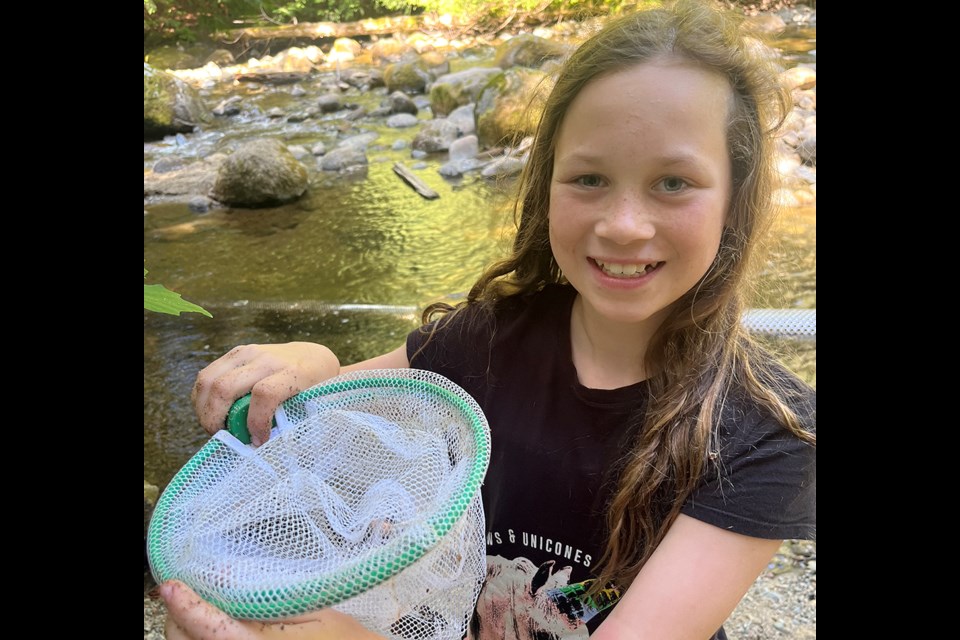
top-left (225, 393), bottom-right (280, 445)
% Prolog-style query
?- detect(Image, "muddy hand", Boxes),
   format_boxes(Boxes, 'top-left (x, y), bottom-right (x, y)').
top-left (191, 342), bottom-right (340, 446)
top-left (161, 580), bottom-right (382, 640)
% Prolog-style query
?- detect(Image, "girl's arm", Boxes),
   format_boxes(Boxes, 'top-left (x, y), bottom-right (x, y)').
top-left (593, 514), bottom-right (782, 640)
top-left (192, 343), bottom-right (409, 447)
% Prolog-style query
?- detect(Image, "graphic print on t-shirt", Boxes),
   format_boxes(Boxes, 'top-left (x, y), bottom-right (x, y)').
top-left (473, 554), bottom-right (621, 639)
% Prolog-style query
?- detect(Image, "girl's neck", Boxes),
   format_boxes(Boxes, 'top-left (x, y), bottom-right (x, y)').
top-left (569, 294), bottom-right (662, 390)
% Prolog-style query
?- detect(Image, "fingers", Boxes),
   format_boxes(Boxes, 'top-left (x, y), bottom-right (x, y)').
top-left (192, 346), bottom-right (295, 438)
top-left (161, 580), bottom-right (252, 640)
top-left (161, 580), bottom-right (381, 640)
top-left (193, 345), bottom-right (259, 434)
top-left (192, 343), bottom-right (342, 445)
top-left (246, 376), bottom-right (302, 447)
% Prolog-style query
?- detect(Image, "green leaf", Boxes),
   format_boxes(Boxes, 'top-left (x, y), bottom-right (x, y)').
top-left (144, 283), bottom-right (213, 317)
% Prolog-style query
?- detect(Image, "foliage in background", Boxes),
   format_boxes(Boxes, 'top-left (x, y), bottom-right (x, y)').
top-left (145, 0), bottom-right (649, 47)
top-left (145, 0), bottom-right (392, 45)
top-left (145, 269), bottom-right (213, 318)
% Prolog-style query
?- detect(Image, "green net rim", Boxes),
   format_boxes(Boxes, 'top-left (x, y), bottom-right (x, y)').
top-left (147, 372), bottom-right (491, 620)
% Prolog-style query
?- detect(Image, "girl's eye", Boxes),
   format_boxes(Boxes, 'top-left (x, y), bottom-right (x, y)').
top-left (659, 177), bottom-right (688, 192)
top-left (575, 175), bottom-right (604, 188)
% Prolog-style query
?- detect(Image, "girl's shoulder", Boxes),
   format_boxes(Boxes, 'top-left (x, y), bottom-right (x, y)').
top-left (732, 343), bottom-right (815, 428)
top-left (684, 347), bottom-right (816, 540)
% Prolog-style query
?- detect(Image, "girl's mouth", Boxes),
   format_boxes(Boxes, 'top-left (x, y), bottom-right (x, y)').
top-left (592, 259), bottom-right (663, 278)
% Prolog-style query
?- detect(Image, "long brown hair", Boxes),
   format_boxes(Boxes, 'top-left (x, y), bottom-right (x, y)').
top-left (425, 0), bottom-right (814, 593)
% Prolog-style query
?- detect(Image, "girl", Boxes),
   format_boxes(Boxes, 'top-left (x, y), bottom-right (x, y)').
top-left (164, 1), bottom-right (816, 638)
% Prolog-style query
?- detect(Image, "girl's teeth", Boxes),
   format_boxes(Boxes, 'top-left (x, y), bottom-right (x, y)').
top-left (596, 260), bottom-right (654, 277)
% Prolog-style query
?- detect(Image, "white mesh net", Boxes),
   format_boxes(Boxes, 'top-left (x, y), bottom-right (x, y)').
top-left (741, 308), bottom-right (816, 341)
top-left (148, 369), bottom-right (491, 639)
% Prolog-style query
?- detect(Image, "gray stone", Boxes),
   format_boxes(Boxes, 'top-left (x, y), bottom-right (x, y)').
top-left (412, 119), bottom-right (460, 153)
top-left (386, 90), bottom-right (418, 115)
top-left (449, 134), bottom-right (479, 162)
top-left (211, 138), bottom-right (308, 206)
top-left (188, 195), bottom-right (214, 213)
top-left (320, 146), bottom-right (369, 171)
top-left (386, 113), bottom-right (419, 128)
top-left (318, 93), bottom-right (342, 113)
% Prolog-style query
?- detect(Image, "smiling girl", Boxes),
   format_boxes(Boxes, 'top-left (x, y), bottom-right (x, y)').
top-left (166, 1), bottom-right (815, 638)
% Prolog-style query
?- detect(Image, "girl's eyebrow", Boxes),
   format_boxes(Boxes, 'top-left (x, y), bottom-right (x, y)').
top-left (656, 152), bottom-right (711, 170)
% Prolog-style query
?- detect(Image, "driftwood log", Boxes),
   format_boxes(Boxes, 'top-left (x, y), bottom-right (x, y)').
top-left (393, 162), bottom-right (440, 200)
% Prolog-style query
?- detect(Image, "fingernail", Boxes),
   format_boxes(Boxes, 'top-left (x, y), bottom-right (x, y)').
top-left (251, 435), bottom-right (263, 447)
top-left (160, 582), bottom-right (173, 600)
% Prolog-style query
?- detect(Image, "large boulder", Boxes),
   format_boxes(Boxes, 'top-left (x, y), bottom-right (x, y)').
top-left (429, 67), bottom-right (501, 117)
top-left (493, 34), bottom-right (569, 69)
top-left (384, 56), bottom-right (433, 94)
top-left (144, 63), bottom-right (211, 141)
top-left (211, 138), bottom-right (308, 207)
top-left (475, 68), bottom-right (552, 149)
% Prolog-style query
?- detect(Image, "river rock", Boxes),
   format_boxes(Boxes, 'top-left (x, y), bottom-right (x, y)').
top-left (144, 64), bottom-right (212, 141)
top-left (782, 66), bottom-right (816, 91)
top-left (475, 67), bottom-right (551, 149)
top-left (744, 13), bottom-right (787, 35)
top-left (385, 90), bottom-right (418, 115)
top-left (429, 67), bottom-right (501, 116)
top-left (205, 49), bottom-right (235, 66)
top-left (212, 95), bottom-right (242, 116)
top-left (447, 104), bottom-right (477, 135)
top-left (318, 93), bottom-right (343, 113)
top-left (145, 154), bottom-right (225, 198)
top-left (331, 38), bottom-right (363, 62)
top-left (449, 134), bottom-right (479, 162)
top-left (384, 56), bottom-right (433, 94)
top-left (340, 67), bottom-right (385, 90)
top-left (274, 47), bottom-right (318, 73)
top-left (320, 146), bottom-right (369, 171)
top-left (371, 38), bottom-right (413, 64)
top-left (493, 34), bottom-right (570, 69)
top-left (386, 113), bottom-right (419, 128)
top-left (412, 118), bottom-right (461, 153)
top-left (211, 138), bottom-right (308, 206)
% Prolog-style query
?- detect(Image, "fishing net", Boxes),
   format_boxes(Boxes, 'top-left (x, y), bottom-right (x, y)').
top-left (147, 369), bottom-right (491, 639)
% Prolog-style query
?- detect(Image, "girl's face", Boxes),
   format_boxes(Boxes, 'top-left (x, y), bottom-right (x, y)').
top-left (549, 59), bottom-right (733, 330)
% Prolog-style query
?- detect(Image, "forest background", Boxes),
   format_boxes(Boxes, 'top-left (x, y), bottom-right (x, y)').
top-left (144, 0), bottom-right (814, 51)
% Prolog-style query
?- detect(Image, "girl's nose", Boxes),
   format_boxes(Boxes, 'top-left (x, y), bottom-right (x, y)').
top-left (595, 194), bottom-right (656, 244)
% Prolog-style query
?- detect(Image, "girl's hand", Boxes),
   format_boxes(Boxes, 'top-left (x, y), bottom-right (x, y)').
top-left (161, 580), bottom-right (381, 640)
top-left (191, 342), bottom-right (340, 446)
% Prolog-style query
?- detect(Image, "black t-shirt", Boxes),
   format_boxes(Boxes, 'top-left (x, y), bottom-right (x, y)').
top-left (407, 284), bottom-right (816, 638)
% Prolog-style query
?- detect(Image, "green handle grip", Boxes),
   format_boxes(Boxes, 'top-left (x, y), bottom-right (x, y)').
top-left (225, 394), bottom-right (277, 445)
